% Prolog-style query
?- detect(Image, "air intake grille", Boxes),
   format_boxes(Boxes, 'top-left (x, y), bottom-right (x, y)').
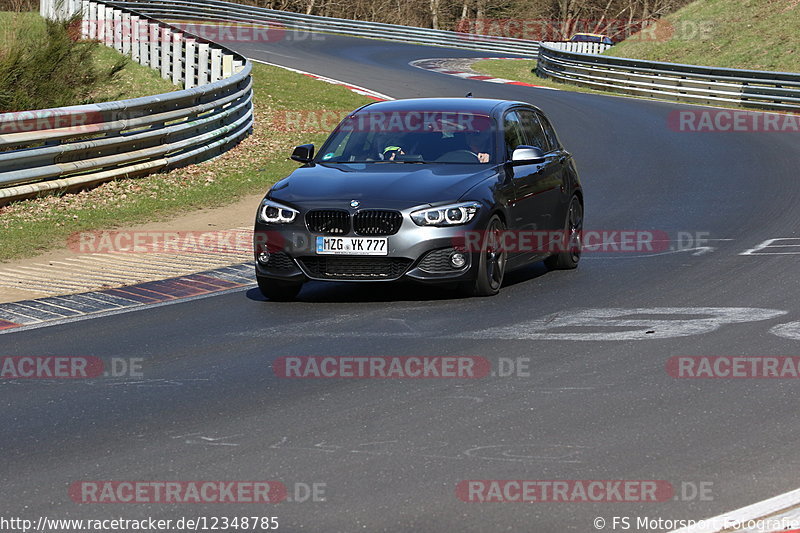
top-left (418, 248), bottom-right (467, 273)
top-left (264, 251), bottom-right (295, 271)
top-left (299, 257), bottom-right (413, 280)
top-left (353, 210), bottom-right (403, 236)
top-left (306, 210), bottom-right (350, 235)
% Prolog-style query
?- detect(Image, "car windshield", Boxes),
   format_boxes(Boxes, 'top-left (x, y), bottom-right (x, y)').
top-left (315, 110), bottom-right (496, 164)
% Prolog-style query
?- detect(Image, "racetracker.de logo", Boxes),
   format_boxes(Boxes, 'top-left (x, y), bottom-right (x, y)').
top-left (342, 111), bottom-right (491, 133)
top-left (0, 108), bottom-right (102, 134)
top-left (69, 230), bottom-right (254, 254)
top-left (272, 356), bottom-right (491, 378)
top-left (69, 481), bottom-right (288, 503)
top-left (0, 356), bottom-right (104, 379)
top-left (453, 18), bottom-right (681, 42)
top-left (453, 230), bottom-right (671, 254)
top-left (84, 19), bottom-right (289, 43)
top-left (668, 110), bottom-right (800, 132)
top-left (667, 356), bottom-right (800, 378)
top-left (456, 480), bottom-right (674, 502)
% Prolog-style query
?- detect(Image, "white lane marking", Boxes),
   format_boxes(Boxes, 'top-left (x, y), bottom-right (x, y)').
top-left (741, 238), bottom-right (800, 255)
top-left (248, 58), bottom-right (395, 101)
top-left (770, 321), bottom-right (800, 340)
top-left (103, 378), bottom-right (211, 387)
top-left (460, 308), bottom-right (787, 341)
top-left (582, 246), bottom-right (717, 260)
top-left (267, 436), bottom-right (586, 463)
top-left (669, 487), bottom-right (800, 532)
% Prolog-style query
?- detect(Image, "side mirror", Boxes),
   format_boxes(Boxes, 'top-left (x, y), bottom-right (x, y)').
top-left (291, 144), bottom-right (314, 163)
top-left (511, 145), bottom-right (545, 164)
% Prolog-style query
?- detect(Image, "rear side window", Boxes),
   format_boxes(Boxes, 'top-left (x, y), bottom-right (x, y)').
top-left (535, 111), bottom-right (561, 151)
top-left (518, 109), bottom-right (550, 152)
top-left (503, 111), bottom-right (526, 158)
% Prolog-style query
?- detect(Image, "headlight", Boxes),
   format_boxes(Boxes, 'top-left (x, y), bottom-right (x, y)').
top-left (410, 202), bottom-right (481, 227)
top-left (259, 199), bottom-right (299, 224)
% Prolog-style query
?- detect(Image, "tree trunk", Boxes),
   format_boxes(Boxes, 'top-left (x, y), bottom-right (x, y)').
top-left (430, 0), bottom-right (439, 29)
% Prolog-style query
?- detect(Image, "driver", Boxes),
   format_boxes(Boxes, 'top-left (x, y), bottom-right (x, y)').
top-left (465, 131), bottom-right (491, 163)
top-left (382, 145), bottom-right (405, 161)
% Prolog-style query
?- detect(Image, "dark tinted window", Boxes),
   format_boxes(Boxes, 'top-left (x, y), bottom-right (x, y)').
top-left (535, 111), bottom-right (561, 151)
top-left (518, 109), bottom-right (549, 152)
top-left (503, 111), bottom-right (526, 158)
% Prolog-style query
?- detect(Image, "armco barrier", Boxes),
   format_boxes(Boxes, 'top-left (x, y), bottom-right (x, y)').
top-left (537, 43), bottom-right (800, 112)
top-left (108, 0), bottom-right (543, 57)
top-left (0, 0), bottom-right (252, 204)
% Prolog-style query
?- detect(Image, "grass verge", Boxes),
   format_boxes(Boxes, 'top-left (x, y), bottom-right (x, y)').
top-left (89, 44), bottom-right (178, 102)
top-left (0, 62), bottom-right (371, 262)
top-left (607, 0), bottom-right (800, 73)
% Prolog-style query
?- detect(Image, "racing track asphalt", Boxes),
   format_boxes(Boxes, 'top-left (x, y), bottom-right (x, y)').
top-left (1, 32), bottom-right (800, 532)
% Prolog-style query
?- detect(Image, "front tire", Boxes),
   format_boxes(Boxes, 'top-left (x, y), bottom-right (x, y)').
top-left (545, 195), bottom-right (583, 270)
top-left (257, 276), bottom-right (302, 301)
top-left (463, 215), bottom-right (507, 297)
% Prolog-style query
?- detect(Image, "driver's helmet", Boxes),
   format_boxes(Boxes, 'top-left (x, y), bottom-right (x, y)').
top-left (382, 145), bottom-right (404, 159)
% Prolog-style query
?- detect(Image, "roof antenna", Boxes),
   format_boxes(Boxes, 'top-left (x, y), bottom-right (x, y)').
top-left (465, 92), bottom-right (473, 98)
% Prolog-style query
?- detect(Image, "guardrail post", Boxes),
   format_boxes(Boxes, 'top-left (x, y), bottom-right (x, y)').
top-left (108, 8), bottom-right (115, 47)
top-left (103, 6), bottom-right (113, 47)
top-left (184, 38), bottom-right (196, 89)
top-left (149, 22), bottom-right (160, 70)
top-left (112, 9), bottom-right (123, 52)
top-left (130, 15), bottom-right (140, 62)
top-left (80, 0), bottom-right (90, 39)
top-left (139, 19), bottom-right (149, 66)
top-left (197, 42), bottom-right (210, 86)
top-left (161, 27), bottom-right (172, 80)
top-left (222, 54), bottom-right (233, 79)
top-left (121, 12), bottom-right (131, 55)
top-left (87, 1), bottom-right (97, 40)
top-left (171, 32), bottom-right (183, 85)
top-left (210, 48), bottom-right (222, 82)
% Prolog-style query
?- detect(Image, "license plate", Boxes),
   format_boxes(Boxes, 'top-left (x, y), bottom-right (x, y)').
top-left (316, 236), bottom-right (388, 255)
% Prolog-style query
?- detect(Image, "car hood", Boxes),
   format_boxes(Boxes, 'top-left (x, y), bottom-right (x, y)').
top-left (268, 163), bottom-right (499, 209)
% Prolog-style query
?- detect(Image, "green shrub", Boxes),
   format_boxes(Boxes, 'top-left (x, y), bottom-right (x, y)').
top-left (0, 12), bottom-right (126, 111)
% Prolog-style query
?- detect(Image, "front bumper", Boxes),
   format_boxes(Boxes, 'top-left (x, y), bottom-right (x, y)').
top-left (253, 215), bottom-right (486, 284)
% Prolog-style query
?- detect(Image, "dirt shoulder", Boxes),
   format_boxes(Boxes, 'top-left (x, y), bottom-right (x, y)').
top-left (0, 192), bottom-right (264, 303)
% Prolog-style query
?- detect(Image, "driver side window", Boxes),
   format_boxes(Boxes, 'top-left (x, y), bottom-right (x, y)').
top-left (503, 111), bottom-right (526, 159)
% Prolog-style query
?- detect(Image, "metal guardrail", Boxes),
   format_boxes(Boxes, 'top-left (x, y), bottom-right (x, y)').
top-left (541, 41), bottom-right (612, 55)
top-left (108, 0), bottom-right (542, 57)
top-left (0, 0), bottom-right (253, 204)
top-left (537, 43), bottom-right (800, 112)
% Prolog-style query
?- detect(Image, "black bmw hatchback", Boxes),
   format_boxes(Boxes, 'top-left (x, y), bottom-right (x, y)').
top-left (254, 97), bottom-right (583, 300)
